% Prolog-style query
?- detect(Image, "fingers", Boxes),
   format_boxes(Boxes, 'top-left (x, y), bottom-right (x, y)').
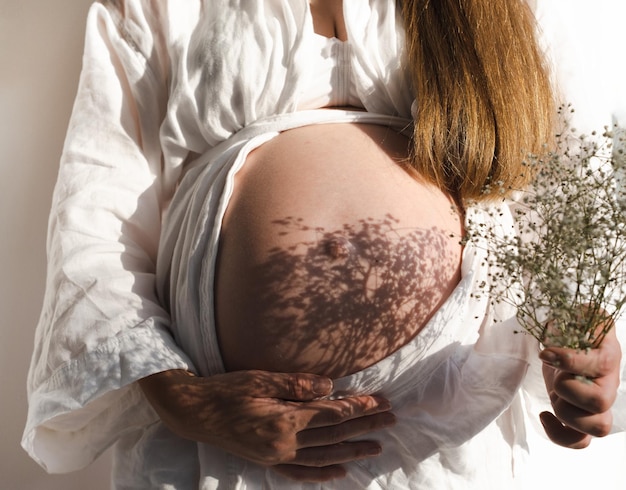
top-left (276, 373), bottom-right (334, 401)
top-left (292, 441), bottom-right (383, 467)
top-left (549, 369), bottom-right (618, 414)
top-left (540, 336), bottom-right (620, 417)
top-left (231, 370), bottom-right (334, 401)
top-left (141, 368), bottom-right (395, 478)
top-left (303, 396), bottom-right (393, 430)
top-left (266, 396), bottom-right (393, 481)
top-left (540, 338), bottom-right (621, 380)
top-left (546, 387), bottom-right (614, 438)
top-left (539, 328), bottom-right (621, 445)
top-left (539, 411), bottom-right (591, 449)
top-left (271, 439), bottom-right (385, 482)
top-left (272, 463), bottom-right (346, 482)
top-left (297, 412), bottom-right (396, 448)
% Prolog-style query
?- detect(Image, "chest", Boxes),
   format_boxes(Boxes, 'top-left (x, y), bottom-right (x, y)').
top-left (163, 0), bottom-right (413, 154)
top-left (309, 0), bottom-right (348, 40)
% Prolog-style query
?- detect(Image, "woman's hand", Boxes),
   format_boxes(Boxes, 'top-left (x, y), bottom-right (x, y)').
top-left (540, 327), bottom-right (622, 448)
top-left (138, 369), bottom-right (395, 482)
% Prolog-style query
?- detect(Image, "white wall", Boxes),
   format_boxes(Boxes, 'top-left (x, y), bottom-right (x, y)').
top-left (0, 1), bottom-right (111, 488)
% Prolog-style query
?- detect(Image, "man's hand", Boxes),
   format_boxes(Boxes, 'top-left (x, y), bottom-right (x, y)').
top-left (139, 369), bottom-right (395, 482)
top-left (540, 327), bottom-right (622, 448)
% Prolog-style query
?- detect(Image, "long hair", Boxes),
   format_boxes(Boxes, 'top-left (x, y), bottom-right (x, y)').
top-left (401, 0), bottom-right (555, 201)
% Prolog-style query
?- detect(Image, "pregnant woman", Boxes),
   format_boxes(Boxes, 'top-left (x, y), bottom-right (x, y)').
top-left (23, 1), bottom-right (623, 489)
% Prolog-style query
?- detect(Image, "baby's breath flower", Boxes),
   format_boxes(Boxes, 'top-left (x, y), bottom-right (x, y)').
top-left (466, 109), bottom-right (626, 349)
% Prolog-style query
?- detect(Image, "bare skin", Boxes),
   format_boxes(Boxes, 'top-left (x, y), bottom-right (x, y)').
top-left (138, 369), bottom-right (395, 482)
top-left (309, 0), bottom-right (347, 40)
top-left (215, 123), bottom-right (463, 378)
top-left (540, 326), bottom-right (622, 448)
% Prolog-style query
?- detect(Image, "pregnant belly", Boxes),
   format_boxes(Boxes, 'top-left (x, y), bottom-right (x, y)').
top-left (214, 123), bottom-right (463, 378)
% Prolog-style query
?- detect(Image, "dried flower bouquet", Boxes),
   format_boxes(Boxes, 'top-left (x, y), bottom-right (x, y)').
top-left (465, 109), bottom-right (626, 349)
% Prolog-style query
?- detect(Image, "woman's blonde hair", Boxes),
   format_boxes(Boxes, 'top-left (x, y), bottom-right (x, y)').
top-left (401, 0), bottom-right (555, 201)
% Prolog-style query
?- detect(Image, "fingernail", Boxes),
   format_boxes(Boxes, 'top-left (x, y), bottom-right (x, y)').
top-left (366, 445), bottom-right (382, 456)
top-left (313, 378), bottom-right (333, 396)
top-left (540, 350), bottom-right (560, 367)
top-left (376, 399), bottom-right (392, 411)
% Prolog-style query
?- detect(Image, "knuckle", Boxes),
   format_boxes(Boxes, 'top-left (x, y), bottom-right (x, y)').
top-left (261, 438), bottom-right (296, 465)
top-left (255, 419), bottom-right (300, 464)
top-left (245, 369), bottom-right (271, 394)
top-left (588, 394), bottom-right (613, 414)
top-left (590, 417), bottom-right (613, 438)
top-left (327, 407), bottom-right (348, 425)
top-left (597, 349), bottom-right (619, 376)
top-left (286, 374), bottom-right (307, 400)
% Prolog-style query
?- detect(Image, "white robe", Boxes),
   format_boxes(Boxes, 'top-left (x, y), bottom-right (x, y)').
top-left (22, 0), bottom-right (626, 488)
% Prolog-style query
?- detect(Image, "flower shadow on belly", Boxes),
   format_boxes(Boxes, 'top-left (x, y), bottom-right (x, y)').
top-left (231, 214), bottom-right (460, 378)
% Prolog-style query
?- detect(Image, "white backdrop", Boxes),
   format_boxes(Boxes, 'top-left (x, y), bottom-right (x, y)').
top-left (0, 1), bottom-right (111, 489)
top-left (0, 1), bottom-right (625, 489)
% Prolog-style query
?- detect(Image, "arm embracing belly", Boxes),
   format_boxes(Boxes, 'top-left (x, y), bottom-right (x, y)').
top-left (214, 123), bottom-right (463, 378)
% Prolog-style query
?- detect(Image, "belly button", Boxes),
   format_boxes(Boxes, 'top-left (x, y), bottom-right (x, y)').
top-left (324, 236), bottom-right (356, 259)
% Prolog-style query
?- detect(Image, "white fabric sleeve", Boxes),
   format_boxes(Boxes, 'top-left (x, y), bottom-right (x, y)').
top-left (612, 317), bottom-right (626, 432)
top-left (612, 125), bottom-right (626, 432)
top-left (22, 1), bottom-right (194, 473)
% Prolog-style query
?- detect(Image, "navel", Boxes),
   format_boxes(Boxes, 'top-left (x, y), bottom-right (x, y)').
top-left (324, 236), bottom-right (356, 259)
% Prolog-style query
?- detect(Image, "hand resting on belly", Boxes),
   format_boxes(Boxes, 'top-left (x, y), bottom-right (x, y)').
top-left (215, 123), bottom-right (463, 378)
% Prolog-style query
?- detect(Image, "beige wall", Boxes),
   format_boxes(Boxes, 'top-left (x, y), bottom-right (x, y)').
top-left (0, 1), bottom-right (111, 488)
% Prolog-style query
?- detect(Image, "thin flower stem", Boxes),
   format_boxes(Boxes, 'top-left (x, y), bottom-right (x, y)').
top-left (467, 116), bottom-right (625, 349)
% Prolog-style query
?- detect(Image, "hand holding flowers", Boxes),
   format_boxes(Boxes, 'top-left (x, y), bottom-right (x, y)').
top-left (540, 325), bottom-right (621, 448)
top-left (465, 109), bottom-right (625, 446)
